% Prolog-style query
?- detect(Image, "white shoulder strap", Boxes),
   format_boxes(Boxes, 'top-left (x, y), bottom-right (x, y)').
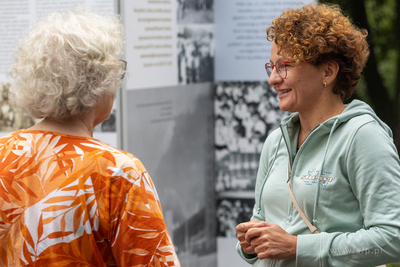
top-left (287, 160), bottom-right (320, 234)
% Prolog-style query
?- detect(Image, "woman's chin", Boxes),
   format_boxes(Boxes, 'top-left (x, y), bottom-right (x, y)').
top-left (279, 103), bottom-right (293, 113)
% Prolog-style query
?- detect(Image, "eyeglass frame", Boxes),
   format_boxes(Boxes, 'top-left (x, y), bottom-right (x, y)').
top-left (120, 60), bottom-right (127, 79)
top-left (265, 60), bottom-right (293, 79)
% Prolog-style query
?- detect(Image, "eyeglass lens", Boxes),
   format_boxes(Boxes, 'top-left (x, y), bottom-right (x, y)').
top-left (265, 60), bottom-right (286, 78)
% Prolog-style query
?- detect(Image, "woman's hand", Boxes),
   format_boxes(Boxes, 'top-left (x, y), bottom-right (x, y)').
top-left (236, 219), bottom-right (259, 255)
top-left (245, 221), bottom-right (297, 260)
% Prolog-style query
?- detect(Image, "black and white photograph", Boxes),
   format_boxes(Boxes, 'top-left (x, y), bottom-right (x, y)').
top-left (178, 25), bottom-right (214, 85)
top-left (0, 83), bottom-right (40, 134)
top-left (214, 81), bottom-right (288, 194)
top-left (216, 198), bottom-right (255, 237)
top-left (177, 0), bottom-right (213, 24)
top-left (125, 83), bottom-right (216, 267)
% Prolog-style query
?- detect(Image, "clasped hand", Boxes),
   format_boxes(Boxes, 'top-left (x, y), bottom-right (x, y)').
top-left (236, 220), bottom-right (297, 260)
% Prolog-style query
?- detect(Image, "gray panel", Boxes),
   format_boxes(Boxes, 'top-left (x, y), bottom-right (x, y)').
top-left (126, 83), bottom-right (217, 267)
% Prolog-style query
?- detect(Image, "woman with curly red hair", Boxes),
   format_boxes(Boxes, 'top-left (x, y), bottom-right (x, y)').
top-left (236, 3), bottom-right (400, 266)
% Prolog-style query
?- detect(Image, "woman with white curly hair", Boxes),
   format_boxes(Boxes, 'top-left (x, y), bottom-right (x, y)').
top-left (0, 8), bottom-right (180, 267)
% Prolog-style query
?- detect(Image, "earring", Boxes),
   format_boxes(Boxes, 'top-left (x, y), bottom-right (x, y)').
top-left (324, 81), bottom-right (327, 88)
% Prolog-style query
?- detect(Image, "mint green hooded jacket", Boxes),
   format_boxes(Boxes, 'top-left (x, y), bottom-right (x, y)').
top-left (237, 100), bottom-right (400, 266)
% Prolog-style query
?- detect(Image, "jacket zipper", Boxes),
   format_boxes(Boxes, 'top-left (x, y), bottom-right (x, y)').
top-left (256, 124), bottom-right (320, 214)
top-left (269, 259), bottom-right (276, 267)
top-left (280, 124), bottom-right (321, 181)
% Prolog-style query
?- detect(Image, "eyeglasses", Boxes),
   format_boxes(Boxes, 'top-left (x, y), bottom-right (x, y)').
top-left (120, 60), bottom-right (127, 79)
top-left (265, 60), bottom-right (293, 79)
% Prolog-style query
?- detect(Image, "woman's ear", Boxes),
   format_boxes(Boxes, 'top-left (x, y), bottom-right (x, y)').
top-left (324, 61), bottom-right (340, 85)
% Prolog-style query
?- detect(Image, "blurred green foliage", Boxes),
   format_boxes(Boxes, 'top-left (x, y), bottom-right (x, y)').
top-left (364, 0), bottom-right (397, 99)
top-left (320, 0), bottom-right (398, 99)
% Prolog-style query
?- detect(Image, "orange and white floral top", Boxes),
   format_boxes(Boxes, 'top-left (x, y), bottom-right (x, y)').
top-left (0, 130), bottom-right (180, 267)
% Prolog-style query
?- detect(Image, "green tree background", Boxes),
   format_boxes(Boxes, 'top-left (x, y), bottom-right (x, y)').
top-left (321, 0), bottom-right (400, 153)
top-left (320, 1), bottom-right (400, 266)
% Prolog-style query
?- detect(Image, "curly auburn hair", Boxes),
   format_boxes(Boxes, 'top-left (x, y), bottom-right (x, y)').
top-left (267, 3), bottom-right (369, 100)
top-left (8, 7), bottom-right (125, 120)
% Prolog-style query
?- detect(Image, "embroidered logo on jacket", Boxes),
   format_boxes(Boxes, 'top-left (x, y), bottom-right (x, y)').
top-left (301, 169), bottom-right (335, 187)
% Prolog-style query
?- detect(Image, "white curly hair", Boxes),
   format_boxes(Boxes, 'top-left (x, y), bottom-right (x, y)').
top-left (8, 7), bottom-right (125, 120)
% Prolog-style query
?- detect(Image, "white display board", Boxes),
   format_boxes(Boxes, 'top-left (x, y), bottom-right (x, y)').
top-left (122, 0), bottom-right (178, 89)
top-left (215, 0), bottom-right (314, 81)
top-left (121, 0), bottom-right (215, 90)
top-left (217, 237), bottom-right (249, 267)
top-left (0, 0), bottom-right (115, 83)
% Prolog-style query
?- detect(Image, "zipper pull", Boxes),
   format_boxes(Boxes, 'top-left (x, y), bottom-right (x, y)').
top-left (312, 219), bottom-right (320, 225)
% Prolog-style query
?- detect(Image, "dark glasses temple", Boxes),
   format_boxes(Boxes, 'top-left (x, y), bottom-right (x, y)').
top-left (120, 60), bottom-right (127, 79)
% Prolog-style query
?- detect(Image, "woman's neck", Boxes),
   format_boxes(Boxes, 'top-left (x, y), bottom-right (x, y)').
top-left (297, 99), bottom-right (345, 147)
top-left (28, 115), bottom-right (95, 138)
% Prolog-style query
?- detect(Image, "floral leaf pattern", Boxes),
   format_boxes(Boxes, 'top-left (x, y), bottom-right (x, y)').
top-left (0, 130), bottom-right (180, 267)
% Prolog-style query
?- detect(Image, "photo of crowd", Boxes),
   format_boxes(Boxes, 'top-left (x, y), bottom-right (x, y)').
top-left (0, 83), bottom-right (39, 133)
top-left (214, 81), bottom-right (289, 193)
top-left (1, 82), bottom-right (116, 134)
top-left (216, 198), bottom-right (254, 237)
top-left (177, 25), bottom-right (214, 85)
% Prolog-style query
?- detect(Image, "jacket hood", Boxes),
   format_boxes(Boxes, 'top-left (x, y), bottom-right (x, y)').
top-left (281, 99), bottom-right (393, 138)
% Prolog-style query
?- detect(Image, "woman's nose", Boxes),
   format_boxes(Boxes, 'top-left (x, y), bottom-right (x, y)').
top-left (268, 68), bottom-right (283, 86)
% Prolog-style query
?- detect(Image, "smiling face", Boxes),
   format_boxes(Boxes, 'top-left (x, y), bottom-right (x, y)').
top-left (268, 42), bottom-right (326, 115)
